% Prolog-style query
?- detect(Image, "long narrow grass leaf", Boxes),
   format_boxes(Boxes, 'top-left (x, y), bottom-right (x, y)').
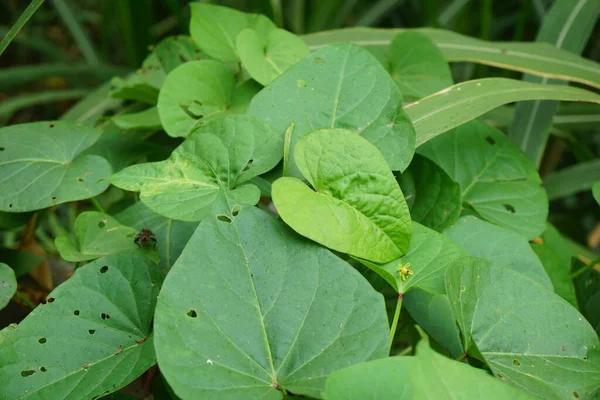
top-left (0, 0), bottom-right (45, 57)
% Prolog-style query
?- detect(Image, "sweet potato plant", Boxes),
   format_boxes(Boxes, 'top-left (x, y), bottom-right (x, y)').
top-left (1, 2), bottom-right (600, 400)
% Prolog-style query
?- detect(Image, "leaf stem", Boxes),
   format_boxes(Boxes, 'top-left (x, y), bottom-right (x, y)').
top-left (14, 291), bottom-right (37, 310)
top-left (389, 292), bottom-right (403, 351)
top-left (571, 256), bottom-right (600, 280)
top-left (282, 122), bottom-right (294, 177)
top-left (90, 197), bottom-right (105, 213)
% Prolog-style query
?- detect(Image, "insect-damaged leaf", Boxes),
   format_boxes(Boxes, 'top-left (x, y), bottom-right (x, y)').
top-left (154, 207), bottom-right (389, 399)
top-left (0, 252), bottom-right (162, 400)
top-left (110, 115), bottom-right (282, 221)
top-left (0, 263), bottom-right (16, 310)
top-left (55, 212), bottom-right (138, 262)
top-left (272, 129), bottom-right (411, 263)
top-left (445, 257), bottom-right (600, 400)
top-left (248, 43), bottom-right (416, 177)
top-left (0, 121), bottom-right (111, 212)
top-left (418, 120), bottom-right (548, 239)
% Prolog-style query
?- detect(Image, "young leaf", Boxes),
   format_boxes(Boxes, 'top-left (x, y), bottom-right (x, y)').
top-left (0, 121), bottom-right (111, 212)
top-left (110, 115), bottom-right (282, 221)
top-left (115, 202), bottom-right (198, 271)
top-left (0, 263), bottom-right (16, 310)
top-left (248, 43), bottom-right (416, 177)
top-left (409, 338), bottom-right (537, 399)
top-left (396, 154), bottom-right (461, 232)
top-left (55, 212), bottom-right (138, 262)
top-left (405, 78), bottom-right (600, 147)
top-left (418, 120), bottom-right (548, 239)
top-left (154, 207), bottom-right (389, 399)
top-left (111, 107), bottom-right (162, 131)
top-left (531, 243), bottom-right (578, 307)
top-left (272, 128), bottom-right (411, 263)
top-left (189, 3), bottom-right (276, 63)
top-left (356, 222), bottom-right (465, 293)
top-left (388, 31), bottom-right (453, 99)
top-left (446, 257), bottom-right (600, 400)
top-left (237, 28), bottom-right (309, 86)
top-left (322, 357), bottom-right (412, 400)
top-left (0, 252), bottom-right (162, 400)
top-left (443, 216), bottom-right (552, 288)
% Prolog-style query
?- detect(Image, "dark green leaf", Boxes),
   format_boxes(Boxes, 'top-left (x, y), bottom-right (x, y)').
top-left (543, 159), bottom-right (600, 200)
top-left (0, 263), bottom-right (16, 310)
top-left (531, 243), bottom-right (578, 307)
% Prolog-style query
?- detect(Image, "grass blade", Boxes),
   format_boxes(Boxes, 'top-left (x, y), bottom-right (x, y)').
top-left (543, 159), bottom-right (600, 200)
top-left (0, 89), bottom-right (90, 125)
top-left (51, 0), bottom-right (100, 65)
top-left (355, 0), bottom-right (405, 27)
top-left (0, 0), bottom-right (45, 57)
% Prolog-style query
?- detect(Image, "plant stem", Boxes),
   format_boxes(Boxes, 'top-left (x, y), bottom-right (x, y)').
top-left (14, 291), bottom-right (37, 310)
top-left (456, 352), bottom-right (468, 362)
top-left (0, 0), bottom-right (46, 57)
top-left (389, 292), bottom-right (403, 350)
top-left (397, 345), bottom-right (412, 356)
top-left (571, 256), bottom-right (600, 280)
top-left (90, 197), bottom-right (105, 213)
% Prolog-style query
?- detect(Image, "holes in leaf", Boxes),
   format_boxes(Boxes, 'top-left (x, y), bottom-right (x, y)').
top-left (101, 313), bottom-right (110, 320)
top-left (573, 392), bottom-right (580, 398)
top-left (216, 214), bottom-right (232, 223)
top-left (314, 57), bottom-right (325, 64)
top-left (512, 359), bottom-right (520, 366)
top-left (49, 124), bottom-right (55, 128)
top-left (179, 100), bottom-right (205, 120)
top-left (74, 310), bottom-right (80, 316)
top-left (503, 204), bottom-right (516, 213)
top-left (40, 366), bottom-right (47, 372)
top-left (231, 204), bottom-right (242, 217)
top-left (47, 297), bottom-right (55, 303)
top-left (38, 338), bottom-right (47, 344)
top-left (98, 219), bottom-right (106, 228)
top-left (52, 196), bottom-right (57, 200)
top-left (8, 204), bottom-right (12, 208)
top-left (187, 309), bottom-right (198, 318)
top-left (0, 147), bottom-right (5, 151)
top-left (88, 329), bottom-right (96, 335)
top-left (485, 135), bottom-right (496, 145)
top-left (242, 159), bottom-right (254, 172)
top-left (100, 266), bottom-right (108, 274)
top-left (77, 177), bottom-right (84, 182)
top-left (21, 370), bottom-right (35, 377)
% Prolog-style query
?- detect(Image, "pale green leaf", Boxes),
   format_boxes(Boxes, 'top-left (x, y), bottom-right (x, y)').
top-left (446, 257), bottom-right (600, 400)
top-left (154, 207), bottom-right (389, 399)
top-left (111, 107), bottom-right (162, 131)
top-left (110, 115), bottom-right (281, 221)
top-left (0, 121), bottom-right (111, 212)
top-left (272, 128), bottom-right (411, 263)
top-left (0, 263), bottom-right (16, 310)
top-left (237, 28), bottom-right (309, 86)
top-left (55, 212), bottom-right (138, 262)
top-left (0, 252), bottom-right (162, 400)
top-left (418, 120), bottom-right (548, 239)
top-left (404, 78), bottom-right (600, 147)
top-left (248, 43), bottom-right (416, 177)
top-left (389, 31), bottom-right (453, 99)
top-left (443, 216), bottom-right (552, 288)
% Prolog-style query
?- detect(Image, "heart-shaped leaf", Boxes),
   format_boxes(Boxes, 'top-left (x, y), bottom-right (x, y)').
top-left (0, 263), bottom-right (16, 310)
top-left (0, 252), bottom-right (162, 400)
top-left (55, 212), bottom-right (138, 262)
top-left (443, 216), bottom-right (552, 288)
top-left (110, 115), bottom-right (282, 221)
top-left (237, 28), bottom-right (309, 86)
top-left (322, 357), bottom-right (412, 400)
top-left (446, 257), bottom-right (600, 399)
top-left (190, 3), bottom-right (276, 63)
top-left (389, 31), bottom-right (453, 100)
top-left (154, 207), bottom-right (389, 399)
top-left (248, 43), bottom-right (416, 177)
top-left (396, 154), bottom-right (461, 232)
top-left (0, 121), bottom-right (111, 212)
top-left (115, 202), bottom-right (198, 271)
top-left (272, 128), bottom-right (411, 263)
top-left (418, 120), bottom-right (548, 239)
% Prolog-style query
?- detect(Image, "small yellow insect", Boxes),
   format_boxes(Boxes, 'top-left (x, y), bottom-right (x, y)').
top-left (398, 262), bottom-right (413, 281)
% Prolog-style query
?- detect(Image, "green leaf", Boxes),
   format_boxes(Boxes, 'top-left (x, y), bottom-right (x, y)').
top-left (0, 263), bottom-right (16, 310)
top-left (531, 243), bottom-right (578, 307)
top-left (403, 289), bottom-right (463, 357)
top-left (0, 252), bottom-right (162, 400)
top-left (396, 154), bottom-right (461, 232)
top-left (0, 324), bottom-right (17, 347)
top-left (418, 120), bottom-right (548, 239)
top-left (302, 28), bottom-right (600, 90)
top-left (189, 3), bottom-right (276, 63)
top-left (237, 28), bottom-right (309, 86)
top-left (446, 257), bottom-right (600, 400)
top-left (110, 115), bottom-right (281, 221)
top-left (115, 202), bottom-right (198, 271)
top-left (55, 212), bottom-right (138, 262)
top-left (111, 107), bottom-right (162, 131)
top-left (443, 216), bottom-right (552, 288)
top-left (388, 31), bottom-right (453, 99)
top-left (509, 0), bottom-right (600, 166)
top-left (356, 222), bottom-right (465, 293)
top-left (154, 207), bottom-right (389, 399)
top-left (248, 43), bottom-right (416, 177)
top-left (410, 338), bottom-right (538, 400)
top-left (158, 61), bottom-right (259, 138)
top-left (0, 211), bottom-right (32, 229)
top-left (594, 181), bottom-right (600, 205)
top-left (543, 159), bottom-right (600, 200)
top-left (0, 121), bottom-right (111, 212)
top-left (0, 249), bottom-right (42, 277)
top-left (322, 357), bottom-right (412, 400)
top-left (405, 78), bottom-right (600, 147)
top-left (272, 128), bottom-right (411, 263)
